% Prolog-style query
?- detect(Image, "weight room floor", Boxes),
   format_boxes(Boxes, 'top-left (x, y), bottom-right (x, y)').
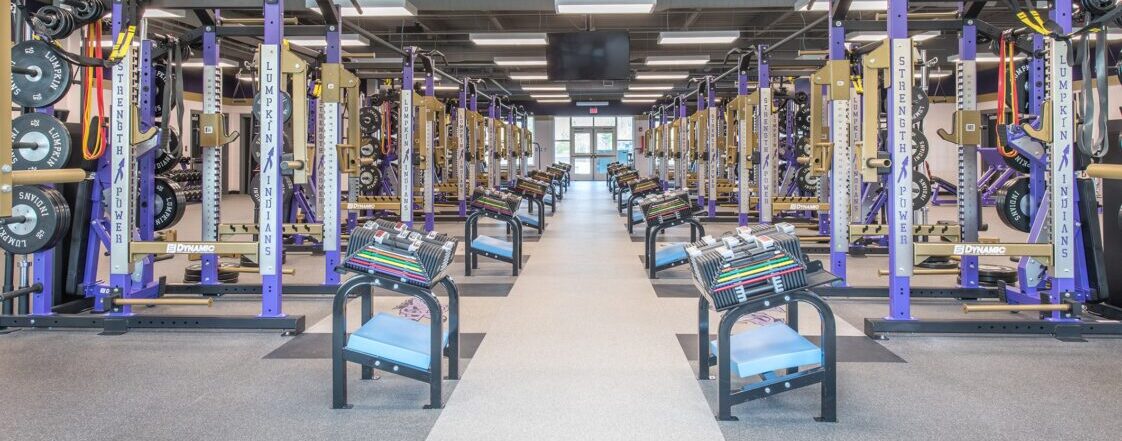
top-left (2, 183), bottom-right (1122, 441)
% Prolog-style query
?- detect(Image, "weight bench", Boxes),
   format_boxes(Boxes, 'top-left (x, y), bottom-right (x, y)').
top-left (516, 196), bottom-right (546, 233)
top-left (698, 289), bottom-right (836, 422)
top-left (332, 274), bottom-right (461, 410)
top-left (465, 210), bottom-right (523, 276)
top-left (645, 217), bottom-right (705, 279)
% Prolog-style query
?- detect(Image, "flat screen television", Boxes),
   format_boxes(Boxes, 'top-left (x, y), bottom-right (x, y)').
top-left (546, 31), bottom-right (630, 81)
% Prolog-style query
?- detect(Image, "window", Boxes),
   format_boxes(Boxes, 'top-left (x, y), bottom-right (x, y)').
top-left (554, 117), bottom-right (570, 140)
top-left (572, 116), bottom-right (594, 127)
top-left (594, 116), bottom-right (616, 127)
top-left (617, 117), bottom-right (633, 141)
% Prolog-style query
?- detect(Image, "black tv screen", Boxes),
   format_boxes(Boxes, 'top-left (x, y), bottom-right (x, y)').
top-left (547, 32), bottom-right (630, 81)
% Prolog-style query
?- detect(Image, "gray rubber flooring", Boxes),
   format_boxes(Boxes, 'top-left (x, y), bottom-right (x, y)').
top-left (1, 185), bottom-right (1122, 440)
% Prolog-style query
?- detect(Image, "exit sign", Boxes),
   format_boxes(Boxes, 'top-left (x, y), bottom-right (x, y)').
top-left (589, 107), bottom-right (599, 115)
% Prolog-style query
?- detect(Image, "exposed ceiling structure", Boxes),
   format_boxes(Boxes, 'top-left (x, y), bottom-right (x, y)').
top-left (141, 1), bottom-right (1030, 113)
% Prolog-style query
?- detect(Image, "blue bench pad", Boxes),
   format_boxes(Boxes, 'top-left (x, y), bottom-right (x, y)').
top-left (654, 243), bottom-right (688, 267)
top-left (516, 213), bottom-right (541, 227)
top-left (471, 235), bottom-right (515, 258)
top-left (709, 323), bottom-right (822, 378)
top-left (346, 312), bottom-right (449, 370)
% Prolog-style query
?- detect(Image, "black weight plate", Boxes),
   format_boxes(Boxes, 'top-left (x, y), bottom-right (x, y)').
top-left (995, 176), bottom-right (1032, 233)
top-left (794, 134), bottom-right (809, 157)
top-left (155, 127), bottom-right (182, 174)
top-left (357, 167), bottom-right (381, 192)
top-left (913, 173), bottom-right (933, 207)
top-left (253, 91), bottom-right (293, 123)
top-left (912, 88), bottom-right (930, 122)
top-left (1002, 149), bottom-right (1031, 173)
top-left (11, 113), bottom-right (72, 170)
top-left (249, 173), bottom-right (295, 206)
top-left (359, 142), bottom-right (376, 157)
top-left (978, 264), bottom-right (1018, 283)
top-left (793, 91), bottom-right (808, 105)
top-left (153, 177), bottom-right (186, 231)
top-left (72, 0), bottom-right (107, 22)
top-left (916, 256), bottom-right (958, 270)
top-left (795, 166), bottom-right (819, 193)
top-left (912, 130), bottom-right (930, 164)
top-left (152, 63), bottom-right (169, 119)
top-left (183, 263), bottom-right (241, 283)
top-left (0, 185), bottom-right (69, 254)
top-left (359, 107), bottom-right (381, 134)
top-left (12, 40), bottom-right (72, 108)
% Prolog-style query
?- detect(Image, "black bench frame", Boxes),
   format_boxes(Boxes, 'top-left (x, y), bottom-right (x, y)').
top-left (332, 273), bottom-right (461, 410)
top-left (465, 210), bottom-right (523, 276)
top-left (645, 217), bottom-right (705, 279)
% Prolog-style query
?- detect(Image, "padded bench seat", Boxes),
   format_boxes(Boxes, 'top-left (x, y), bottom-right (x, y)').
top-left (654, 243), bottom-right (688, 267)
top-left (631, 211), bottom-right (645, 223)
top-left (709, 323), bottom-right (822, 378)
top-left (544, 194), bottom-right (555, 204)
top-left (516, 213), bottom-right (541, 228)
top-left (471, 235), bottom-right (515, 259)
top-left (346, 313), bottom-right (449, 370)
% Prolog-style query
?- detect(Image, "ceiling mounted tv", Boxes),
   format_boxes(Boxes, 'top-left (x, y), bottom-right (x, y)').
top-left (547, 31), bottom-right (630, 81)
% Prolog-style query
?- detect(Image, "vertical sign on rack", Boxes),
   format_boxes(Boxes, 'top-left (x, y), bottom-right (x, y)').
top-left (109, 0), bottom-right (133, 299)
top-left (827, 2), bottom-right (849, 283)
top-left (456, 81), bottom-right (468, 216)
top-left (706, 78), bottom-right (718, 219)
top-left (1050, 2), bottom-right (1075, 303)
top-left (400, 48), bottom-right (415, 226)
top-left (758, 48), bottom-right (774, 225)
top-left (259, 0), bottom-right (284, 316)
top-left (423, 71), bottom-right (435, 231)
top-left (886, 0), bottom-right (914, 319)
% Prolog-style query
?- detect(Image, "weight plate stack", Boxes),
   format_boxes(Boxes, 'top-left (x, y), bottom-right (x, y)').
top-left (183, 262), bottom-right (241, 283)
top-left (12, 40), bottom-right (72, 108)
top-left (0, 185), bottom-right (71, 254)
top-left (958, 264), bottom-right (1019, 286)
top-left (995, 176), bottom-right (1032, 232)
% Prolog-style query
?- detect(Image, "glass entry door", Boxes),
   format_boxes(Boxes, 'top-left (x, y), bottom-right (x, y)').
top-left (570, 127), bottom-right (616, 180)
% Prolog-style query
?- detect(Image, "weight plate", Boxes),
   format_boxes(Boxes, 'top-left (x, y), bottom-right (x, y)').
top-left (34, 6), bottom-right (76, 39)
top-left (912, 88), bottom-right (930, 121)
top-left (978, 264), bottom-right (1018, 283)
top-left (12, 40), bottom-right (72, 108)
top-left (72, 0), bottom-right (107, 22)
top-left (794, 134), bottom-right (810, 157)
top-left (359, 142), bottom-right (376, 157)
top-left (154, 127), bottom-right (182, 174)
top-left (912, 130), bottom-right (930, 164)
top-left (249, 173), bottom-right (295, 206)
top-left (152, 63), bottom-right (169, 119)
top-left (253, 91), bottom-right (293, 123)
top-left (913, 173), bottom-right (933, 207)
top-left (995, 176), bottom-right (1032, 233)
top-left (11, 113), bottom-right (73, 170)
top-left (793, 91), bottom-right (808, 105)
top-left (359, 107), bottom-right (381, 134)
top-left (357, 167), bottom-right (381, 192)
top-left (916, 256), bottom-right (958, 270)
top-left (1002, 149), bottom-right (1031, 173)
top-left (153, 177), bottom-right (186, 231)
top-left (183, 262), bottom-right (241, 283)
top-left (795, 166), bottom-right (819, 194)
top-left (0, 185), bottom-right (70, 254)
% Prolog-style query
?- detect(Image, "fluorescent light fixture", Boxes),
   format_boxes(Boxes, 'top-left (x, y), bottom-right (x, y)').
top-left (796, 53), bottom-right (826, 60)
top-left (510, 73), bottom-right (549, 80)
top-left (658, 31), bottom-right (740, 45)
top-left (916, 71), bottom-right (952, 79)
top-left (556, 0), bottom-right (655, 14)
top-left (181, 60), bottom-right (238, 68)
top-left (1073, 32), bottom-right (1122, 41)
top-left (629, 84), bottom-right (673, 91)
top-left (307, 0), bottom-right (417, 16)
top-left (494, 57), bottom-right (547, 66)
top-left (846, 31), bottom-right (939, 42)
top-left (646, 55), bottom-right (709, 66)
top-left (470, 32), bottom-right (548, 46)
top-left (287, 35), bottom-right (366, 47)
top-left (624, 93), bottom-right (662, 99)
top-left (433, 85), bottom-right (460, 91)
top-left (531, 94), bottom-right (569, 99)
top-left (947, 54), bottom-right (1025, 63)
top-left (522, 85), bottom-right (567, 91)
top-left (143, 8), bottom-right (185, 18)
top-left (577, 101), bottom-right (610, 107)
top-left (796, 0), bottom-right (885, 11)
top-left (537, 99), bottom-right (571, 103)
top-left (635, 72), bottom-right (688, 80)
top-left (622, 99), bottom-right (655, 103)
top-left (236, 73), bottom-right (254, 82)
top-left (413, 76), bottom-right (441, 82)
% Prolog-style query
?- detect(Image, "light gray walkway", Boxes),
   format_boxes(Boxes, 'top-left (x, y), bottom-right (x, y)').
top-left (426, 181), bottom-right (724, 441)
